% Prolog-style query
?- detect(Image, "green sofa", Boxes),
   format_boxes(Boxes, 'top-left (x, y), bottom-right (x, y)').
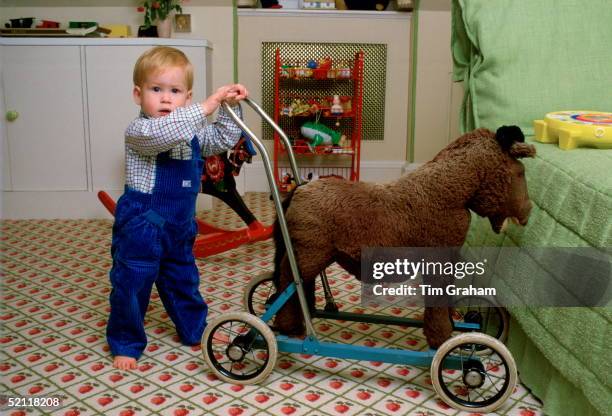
top-left (453, 1), bottom-right (612, 415)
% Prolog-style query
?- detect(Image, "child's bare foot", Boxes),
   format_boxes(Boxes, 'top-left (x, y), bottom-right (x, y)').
top-left (113, 356), bottom-right (137, 370)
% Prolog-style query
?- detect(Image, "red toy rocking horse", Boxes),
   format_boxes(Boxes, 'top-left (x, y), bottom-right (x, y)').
top-left (98, 135), bottom-right (273, 258)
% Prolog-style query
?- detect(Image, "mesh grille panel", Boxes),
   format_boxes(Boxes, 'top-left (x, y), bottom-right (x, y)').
top-left (262, 42), bottom-right (387, 141)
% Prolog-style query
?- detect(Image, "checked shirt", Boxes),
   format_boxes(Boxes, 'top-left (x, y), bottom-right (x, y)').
top-left (124, 103), bottom-right (243, 194)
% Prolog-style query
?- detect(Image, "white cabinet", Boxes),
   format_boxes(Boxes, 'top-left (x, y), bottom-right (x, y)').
top-left (2, 45), bottom-right (88, 191)
top-left (0, 38), bottom-right (211, 219)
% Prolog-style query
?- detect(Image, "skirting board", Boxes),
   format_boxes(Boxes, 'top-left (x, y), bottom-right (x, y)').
top-left (402, 162), bottom-right (424, 174)
top-left (1, 191), bottom-right (213, 220)
top-left (238, 160), bottom-right (410, 193)
top-left (1, 162), bottom-right (418, 219)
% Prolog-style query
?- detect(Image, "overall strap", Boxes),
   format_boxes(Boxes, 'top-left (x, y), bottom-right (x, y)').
top-left (190, 135), bottom-right (201, 159)
top-left (157, 150), bottom-right (171, 162)
top-left (155, 137), bottom-right (199, 162)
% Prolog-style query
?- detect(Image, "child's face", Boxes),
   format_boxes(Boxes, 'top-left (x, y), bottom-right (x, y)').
top-left (133, 66), bottom-right (192, 118)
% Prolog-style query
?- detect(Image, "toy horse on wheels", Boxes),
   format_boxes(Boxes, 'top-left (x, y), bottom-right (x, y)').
top-left (201, 99), bottom-right (534, 413)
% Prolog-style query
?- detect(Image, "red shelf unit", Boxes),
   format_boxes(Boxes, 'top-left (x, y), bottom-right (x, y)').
top-left (273, 48), bottom-right (364, 191)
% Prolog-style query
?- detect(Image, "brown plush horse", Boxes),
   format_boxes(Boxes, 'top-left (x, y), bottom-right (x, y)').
top-left (272, 126), bottom-right (536, 348)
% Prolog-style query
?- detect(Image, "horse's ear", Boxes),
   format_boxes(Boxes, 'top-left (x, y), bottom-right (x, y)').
top-left (495, 125), bottom-right (535, 158)
top-left (509, 142), bottom-right (536, 158)
top-left (495, 125), bottom-right (524, 151)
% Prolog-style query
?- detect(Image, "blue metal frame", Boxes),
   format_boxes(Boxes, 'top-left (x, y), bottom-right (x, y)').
top-left (260, 282), bottom-right (480, 332)
top-left (276, 336), bottom-right (467, 369)
top-left (312, 309), bottom-right (480, 331)
top-left (258, 282), bottom-right (470, 370)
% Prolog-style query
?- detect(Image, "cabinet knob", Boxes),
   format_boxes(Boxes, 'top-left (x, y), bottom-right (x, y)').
top-left (6, 110), bottom-right (19, 122)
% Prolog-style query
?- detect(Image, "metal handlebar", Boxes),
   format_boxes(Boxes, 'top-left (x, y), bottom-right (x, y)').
top-left (228, 98), bottom-right (302, 186)
top-left (221, 99), bottom-right (316, 337)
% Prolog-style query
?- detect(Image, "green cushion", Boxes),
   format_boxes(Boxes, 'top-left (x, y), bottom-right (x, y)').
top-left (452, 0), bottom-right (612, 134)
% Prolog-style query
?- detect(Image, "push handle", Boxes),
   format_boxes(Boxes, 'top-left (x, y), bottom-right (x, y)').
top-left (222, 99), bottom-right (317, 337)
top-left (221, 101), bottom-right (283, 199)
top-left (239, 98), bottom-right (302, 186)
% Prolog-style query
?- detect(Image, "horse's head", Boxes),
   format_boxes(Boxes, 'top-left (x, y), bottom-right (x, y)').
top-left (467, 126), bottom-right (536, 233)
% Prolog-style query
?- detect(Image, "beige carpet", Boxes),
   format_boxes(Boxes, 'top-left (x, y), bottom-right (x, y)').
top-left (0, 193), bottom-right (544, 416)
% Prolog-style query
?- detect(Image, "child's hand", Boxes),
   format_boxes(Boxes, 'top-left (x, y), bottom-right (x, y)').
top-left (224, 84), bottom-right (249, 106)
top-left (201, 84), bottom-right (249, 115)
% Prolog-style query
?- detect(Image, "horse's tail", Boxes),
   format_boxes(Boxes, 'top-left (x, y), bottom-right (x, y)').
top-left (272, 189), bottom-right (297, 289)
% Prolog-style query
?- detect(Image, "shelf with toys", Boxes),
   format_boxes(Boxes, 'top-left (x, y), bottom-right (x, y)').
top-left (273, 48), bottom-right (364, 191)
top-left (278, 93), bottom-right (356, 118)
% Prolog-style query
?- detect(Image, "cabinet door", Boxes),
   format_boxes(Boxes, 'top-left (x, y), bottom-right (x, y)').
top-left (0, 73), bottom-right (10, 191)
top-left (2, 45), bottom-right (88, 191)
top-left (86, 45), bottom-right (208, 190)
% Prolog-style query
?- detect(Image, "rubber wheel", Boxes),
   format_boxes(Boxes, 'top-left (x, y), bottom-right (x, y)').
top-left (431, 332), bottom-right (517, 413)
top-left (452, 295), bottom-right (509, 354)
top-left (243, 272), bottom-right (275, 317)
top-left (202, 312), bottom-right (278, 385)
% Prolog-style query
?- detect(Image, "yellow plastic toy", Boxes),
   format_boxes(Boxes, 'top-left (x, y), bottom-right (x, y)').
top-left (534, 111), bottom-right (612, 150)
top-left (105, 24), bottom-right (131, 38)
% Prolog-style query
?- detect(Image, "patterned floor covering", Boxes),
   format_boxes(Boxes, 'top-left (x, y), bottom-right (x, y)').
top-left (0, 192), bottom-right (544, 416)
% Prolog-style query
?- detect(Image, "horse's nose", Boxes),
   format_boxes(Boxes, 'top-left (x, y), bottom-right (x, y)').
top-left (519, 200), bottom-right (533, 225)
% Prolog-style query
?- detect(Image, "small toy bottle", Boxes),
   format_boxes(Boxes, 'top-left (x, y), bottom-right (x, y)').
top-left (331, 95), bottom-right (343, 115)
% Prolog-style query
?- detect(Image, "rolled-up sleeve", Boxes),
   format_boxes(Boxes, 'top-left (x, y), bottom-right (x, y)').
top-left (125, 104), bottom-right (206, 156)
top-left (198, 104), bottom-right (244, 157)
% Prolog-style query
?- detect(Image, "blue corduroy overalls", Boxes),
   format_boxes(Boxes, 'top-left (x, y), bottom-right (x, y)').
top-left (107, 137), bottom-right (207, 359)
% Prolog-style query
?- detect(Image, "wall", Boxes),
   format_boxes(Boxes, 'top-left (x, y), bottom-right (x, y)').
top-left (237, 10), bottom-right (411, 162)
top-left (236, 9), bottom-right (412, 190)
top-left (412, 0), bottom-right (458, 163)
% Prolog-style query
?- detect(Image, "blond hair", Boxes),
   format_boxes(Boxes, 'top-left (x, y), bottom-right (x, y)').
top-left (133, 46), bottom-right (194, 90)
